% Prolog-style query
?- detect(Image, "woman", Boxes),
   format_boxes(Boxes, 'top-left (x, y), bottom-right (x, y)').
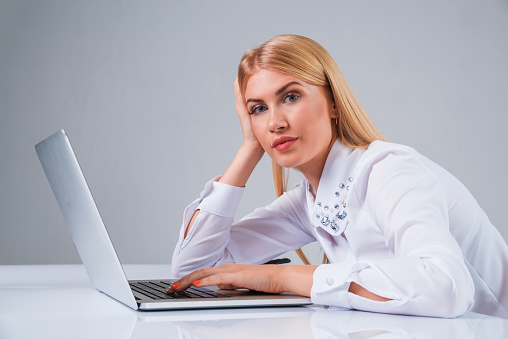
top-left (168, 35), bottom-right (508, 318)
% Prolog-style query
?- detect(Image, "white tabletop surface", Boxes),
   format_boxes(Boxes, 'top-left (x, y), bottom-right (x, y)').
top-left (1, 264), bottom-right (507, 339)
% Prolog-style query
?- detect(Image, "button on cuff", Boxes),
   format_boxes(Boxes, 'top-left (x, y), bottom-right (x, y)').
top-left (311, 263), bottom-right (354, 309)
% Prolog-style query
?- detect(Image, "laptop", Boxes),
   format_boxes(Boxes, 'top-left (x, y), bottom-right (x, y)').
top-left (35, 129), bottom-right (312, 311)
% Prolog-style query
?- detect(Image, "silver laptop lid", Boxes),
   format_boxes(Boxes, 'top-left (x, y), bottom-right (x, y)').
top-left (35, 130), bottom-right (138, 309)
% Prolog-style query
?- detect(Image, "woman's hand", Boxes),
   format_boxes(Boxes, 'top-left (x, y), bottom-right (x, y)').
top-left (215, 80), bottom-right (265, 188)
top-left (234, 78), bottom-right (264, 155)
top-left (166, 263), bottom-right (318, 296)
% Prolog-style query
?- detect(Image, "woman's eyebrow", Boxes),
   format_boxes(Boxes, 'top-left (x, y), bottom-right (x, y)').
top-left (275, 81), bottom-right (303, 95)
top-left (246, 98), bottom-right (263, 105)
top-left (246, 81), bottom-right (303, 104)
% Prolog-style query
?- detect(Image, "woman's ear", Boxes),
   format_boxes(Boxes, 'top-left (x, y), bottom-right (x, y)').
top-left (331, 103), bottom-right (339, 119)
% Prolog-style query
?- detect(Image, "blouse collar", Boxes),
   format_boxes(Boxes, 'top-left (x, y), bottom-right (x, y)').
top-left (305, 139), bottom-right (365, 236)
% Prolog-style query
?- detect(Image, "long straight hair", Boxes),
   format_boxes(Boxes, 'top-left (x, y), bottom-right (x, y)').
top-left (238, 35), bottom-right (386, 264)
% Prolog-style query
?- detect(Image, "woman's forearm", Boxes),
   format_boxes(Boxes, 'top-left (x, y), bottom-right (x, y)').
top-left (348, 282), bottom-right (392, 301)
top-left (218, 143), bottom-right (264, 187)
top-left (183, 144), bottom-right (264, 239)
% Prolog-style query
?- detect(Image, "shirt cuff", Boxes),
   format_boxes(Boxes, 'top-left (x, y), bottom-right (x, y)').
top-left (311, 262), bottom-right (355, 309)
top-left (197, 179), bottom-right (245, 218)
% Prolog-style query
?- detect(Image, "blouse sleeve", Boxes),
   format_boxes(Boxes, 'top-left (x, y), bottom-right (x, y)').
top-left (172, 177), bottom-right (316, 277)
top-left (311, 148), bottom-right (475, 318)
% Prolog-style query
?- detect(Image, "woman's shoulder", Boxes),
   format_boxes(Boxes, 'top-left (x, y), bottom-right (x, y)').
top-left (352, 140), bottom-right (438, 190)
top-left (364, 140), bottom-right (419, 158)
top-left (356, 140), bottom-right (425, 172)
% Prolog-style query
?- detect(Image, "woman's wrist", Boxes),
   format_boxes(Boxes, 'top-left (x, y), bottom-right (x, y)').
top-left (240, 141), bottom-right (265, 160)
top-left (279, 264), bottom-right (318, 297)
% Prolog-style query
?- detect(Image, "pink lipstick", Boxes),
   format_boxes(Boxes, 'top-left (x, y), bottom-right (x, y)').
top-left (272, 136), bottom-right (298, 151)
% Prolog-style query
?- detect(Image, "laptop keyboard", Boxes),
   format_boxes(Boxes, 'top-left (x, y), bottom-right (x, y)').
top-left (129, 280), bottom-right (223, 300)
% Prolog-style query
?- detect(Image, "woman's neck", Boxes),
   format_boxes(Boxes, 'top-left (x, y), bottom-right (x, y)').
top-left (298, 136), bottom-right (337, 193)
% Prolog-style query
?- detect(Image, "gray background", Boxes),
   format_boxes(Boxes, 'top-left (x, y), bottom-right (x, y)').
top-left (1, 0), bottom-right (507, 265)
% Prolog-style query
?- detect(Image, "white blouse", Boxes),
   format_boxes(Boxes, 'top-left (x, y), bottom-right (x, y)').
top-left (172, 140), bottom-right (508, 318)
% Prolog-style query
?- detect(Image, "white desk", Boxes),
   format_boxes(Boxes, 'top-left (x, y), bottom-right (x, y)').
top-left (1, 265), bottom-right (507, 338)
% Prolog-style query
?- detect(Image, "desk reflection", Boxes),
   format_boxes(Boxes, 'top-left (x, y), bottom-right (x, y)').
top-left (2, 287), bottom-right (508, 339)
top-left (133, 306), bottom-right (508, 339)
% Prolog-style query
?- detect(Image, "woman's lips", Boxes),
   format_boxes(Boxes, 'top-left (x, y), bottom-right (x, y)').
top-left (272, 136), bottom-right (298, 151)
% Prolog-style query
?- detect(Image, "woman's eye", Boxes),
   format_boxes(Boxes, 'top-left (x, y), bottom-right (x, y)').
top-left (284, 93), bottom-right (299, 103)
top-left (250, 105), bottom-right (268, 115)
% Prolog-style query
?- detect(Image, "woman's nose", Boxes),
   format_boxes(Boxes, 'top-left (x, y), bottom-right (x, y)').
top-left (268, 109), bottom-right (288, 132)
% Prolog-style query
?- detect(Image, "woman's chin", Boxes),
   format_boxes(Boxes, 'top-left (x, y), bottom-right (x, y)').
top-left (271, 158), bottom-right (301, 170)
top-left (265, 150), bottom-right (304, 169)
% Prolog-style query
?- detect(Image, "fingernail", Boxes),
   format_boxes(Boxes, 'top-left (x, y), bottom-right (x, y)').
top-left (192, 280), bottom-right (201, 286)
top-left (171, 282), bottom-right (180, 289)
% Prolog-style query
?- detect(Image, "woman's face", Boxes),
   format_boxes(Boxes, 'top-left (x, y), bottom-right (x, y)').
top-left (244, 69), bottom-right (338, 174)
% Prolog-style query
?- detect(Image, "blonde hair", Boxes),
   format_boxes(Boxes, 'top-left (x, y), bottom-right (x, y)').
top-left (238, 35), bottom-right (386, 264)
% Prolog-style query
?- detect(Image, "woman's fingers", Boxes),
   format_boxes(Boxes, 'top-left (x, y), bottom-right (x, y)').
top-left (165, 266), bottom-right (232, 293)
top-left (165, 264), bottom-right (246, 293)
top-left (216, 283), bottom-right (237, 290)
top-left (166, 264), bottom-right (290, 295)
top-left (193, 271), bottom-right (241, 289)
top-left (233, 78), bottom-right (264, 153)
top-left (234, 77), bottom-right (248, 113)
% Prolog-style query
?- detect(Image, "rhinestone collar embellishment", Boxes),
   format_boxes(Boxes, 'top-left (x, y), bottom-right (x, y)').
top-left (314, 177), bottom-right (353, 234)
